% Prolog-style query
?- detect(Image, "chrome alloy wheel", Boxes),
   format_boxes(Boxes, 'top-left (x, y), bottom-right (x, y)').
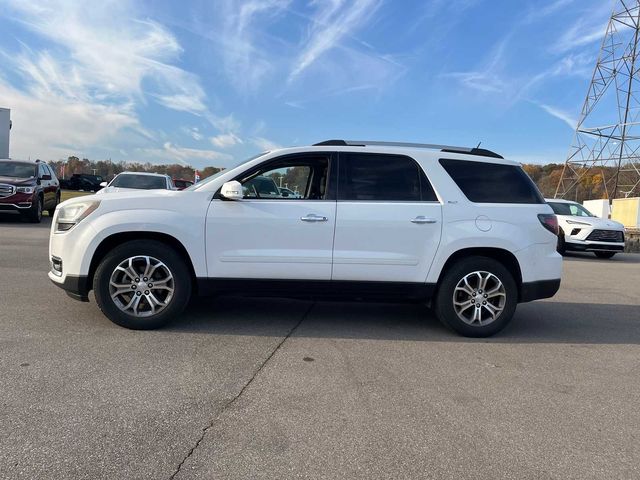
top-left (452, 271), bottom-right (506, 326)
top-left (109, 256), bottom-right (174, 317)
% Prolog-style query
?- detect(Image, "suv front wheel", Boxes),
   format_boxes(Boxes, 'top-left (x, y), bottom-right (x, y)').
top-left (94, 240), bottom-right (192, 329)
top-left (434, 256), bottom-right (518, 337)
top-left (26, 195), bottom-right (43, 223)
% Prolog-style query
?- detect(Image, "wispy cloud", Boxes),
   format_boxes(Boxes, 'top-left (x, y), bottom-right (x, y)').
top-left (534, 102), bottom-right (578, 129)
top-left (289, 0), bottom-right (381, 80)
top-left (216, 0), bottom-right (291, 93)
top-left (138, 142), bottom-right (233, 167)
top-left (550, 2), bottom-right (611, 54)
top-left (442, 35), bottom-right (510, 94)
top-left (252, 137), bottom-right (282, 151)
top-left (211, 132), bottom-right (243, 148)
top-left (182, 126), bottom-right (204, 141)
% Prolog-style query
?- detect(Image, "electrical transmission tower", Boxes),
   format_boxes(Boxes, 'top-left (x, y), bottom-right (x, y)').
top-left (555, 0), bottom-right (640, 200)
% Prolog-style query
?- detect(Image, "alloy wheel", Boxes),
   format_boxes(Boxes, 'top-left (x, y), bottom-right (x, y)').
top-left (109, 256), bottom-right (174, 317)
top-left (452, 271), bottom-right (506, 326)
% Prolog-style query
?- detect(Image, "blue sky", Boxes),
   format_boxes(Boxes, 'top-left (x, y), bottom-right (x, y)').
top-left (0, 0), bottom-right (613, 167)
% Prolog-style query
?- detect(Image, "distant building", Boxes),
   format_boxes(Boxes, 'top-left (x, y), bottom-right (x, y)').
top-left (0, 108), bottom-right (10, 159)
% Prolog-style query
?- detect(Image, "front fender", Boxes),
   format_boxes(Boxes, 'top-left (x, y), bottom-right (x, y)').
top-left (78, 208), bottom-right (207, 277)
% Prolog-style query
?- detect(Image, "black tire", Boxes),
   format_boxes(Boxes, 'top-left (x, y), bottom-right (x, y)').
top-left (434, 256), bottom-right (518, 338)
top-left (594, 251), bottom-right (616, 259)
top-left (93, 240), bottom-right (192, 329)
top-left (47, 193), bottom-right (60, 217)
top-left (557, 229), bottom-right (566, 255)
top-left (26, 195), bottom-right (43, 223)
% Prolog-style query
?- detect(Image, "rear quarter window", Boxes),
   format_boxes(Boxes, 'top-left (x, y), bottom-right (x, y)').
top-left (439, 159), bottom-right (544, 204)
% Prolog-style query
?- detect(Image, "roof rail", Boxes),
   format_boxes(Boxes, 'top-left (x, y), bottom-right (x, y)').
top-left (312, 140), bottom-right (503, 159)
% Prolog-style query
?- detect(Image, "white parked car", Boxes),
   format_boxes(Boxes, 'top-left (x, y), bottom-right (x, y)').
top-left (546, 198), bottom-right (625, 259)
top-left (49, 140), bottom-right (562, 337)
top-left (97, 172), bottom-right (175, 194)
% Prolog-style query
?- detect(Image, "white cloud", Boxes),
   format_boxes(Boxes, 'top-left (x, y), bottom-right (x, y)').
top-left (211, 133), bottom-right (243, 148)
top-left (0, 0), bottom-right (219, 160)
top-left (251, 137), bottom-right (282, 151)
top-left (0, 77), bottom-right (142, 160)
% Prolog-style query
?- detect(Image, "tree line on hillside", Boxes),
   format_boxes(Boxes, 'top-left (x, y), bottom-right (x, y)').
top-left (43, 156), bottom-right (636, 202)
top-left (47, 156), bottom-right (223, 181)
top-left (522, 163), bottom-right (639, 201)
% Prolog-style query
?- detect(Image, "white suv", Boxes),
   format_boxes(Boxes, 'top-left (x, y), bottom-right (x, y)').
top-left (48, 140), bottom-right (562, 337)
top-left (546, 198), bottom-right (625, 259)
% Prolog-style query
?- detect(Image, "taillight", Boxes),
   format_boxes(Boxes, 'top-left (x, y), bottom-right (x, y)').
top-left (538, 214), bottom-right (558, 236)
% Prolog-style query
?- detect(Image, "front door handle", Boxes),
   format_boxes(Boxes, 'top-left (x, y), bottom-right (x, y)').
top-left (411, 216), bottom-right (437, 224)
top-left (301, 214), bottom-right (328, 222)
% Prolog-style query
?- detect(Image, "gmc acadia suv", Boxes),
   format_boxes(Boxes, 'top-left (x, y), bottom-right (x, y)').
top-left (48, 140), bottom-right (562, 337)
top-left (0, 159), bottom-right (60, 222)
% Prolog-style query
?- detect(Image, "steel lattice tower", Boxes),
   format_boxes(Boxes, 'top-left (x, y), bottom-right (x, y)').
top-left (555, 0), bottom-right (640, 200)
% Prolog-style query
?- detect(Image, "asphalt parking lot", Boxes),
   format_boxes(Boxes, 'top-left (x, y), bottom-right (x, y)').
top-left (1, 216), bottom-right (639, 480)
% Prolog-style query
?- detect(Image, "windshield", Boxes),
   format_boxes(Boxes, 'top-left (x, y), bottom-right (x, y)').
top-left (548, 201), bottom-right (595, 217)
top-left (110, 174), bottom-right (167, 190)
top-left (0, 162), bottom-right (36, 178)
top-left (186, 152), bottom-right (269, 191)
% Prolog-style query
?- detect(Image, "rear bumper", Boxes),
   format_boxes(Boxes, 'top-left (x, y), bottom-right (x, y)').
top-left (565, 241), bottom-right (625, 252)
top-left (520, 279), bottom-right (561, 303)
top-left (48, 272), bottom-right (90, 302)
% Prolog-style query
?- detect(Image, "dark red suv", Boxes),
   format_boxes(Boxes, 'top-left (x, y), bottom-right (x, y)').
top-left (0, 159), bottom-right (60, 222)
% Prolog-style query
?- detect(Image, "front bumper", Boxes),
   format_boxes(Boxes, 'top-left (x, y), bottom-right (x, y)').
top-left (48, 271), bottom-right (90, 302)
top-left (0, 192), bottom-right (36, 212)
top-left (565, 241), bottom-right (625, 252)
top-left (0, 202), bottom-right (33, 212)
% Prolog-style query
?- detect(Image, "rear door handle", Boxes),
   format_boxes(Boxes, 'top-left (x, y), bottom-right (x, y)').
top-left (411, 216), bottom-right (437, 224)
top-left (301, 214), bottom-right (328, 222)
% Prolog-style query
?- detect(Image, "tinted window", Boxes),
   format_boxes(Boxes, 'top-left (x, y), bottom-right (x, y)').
top-left (111, 174), bottom-right (167, 189)
top-left (0, 162), bottom-right (36, 178)
top-left (340, 153), bottom-right (437, 201)
top-left (548, 202), bottom-right (594, 217)
top-left (439, 159), bottom-right (544, 204)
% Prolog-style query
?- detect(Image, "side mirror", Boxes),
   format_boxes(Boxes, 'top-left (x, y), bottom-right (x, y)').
top-left (41, 174), bottom-right (52, 181)
top-left (99, 182), bottom-right (108, 187)
top-left (220, 180), bottom-right (243, 200)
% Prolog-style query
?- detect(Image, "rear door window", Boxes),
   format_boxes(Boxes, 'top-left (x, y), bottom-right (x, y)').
top-left (439, 159), bottom-right (544, 204)
top-left (339, 153), bottom-right (437, 201)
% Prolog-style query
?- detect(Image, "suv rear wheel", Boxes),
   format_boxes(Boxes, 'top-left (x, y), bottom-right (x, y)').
top-left (94, 240), bottom-right (192, 329)
top-left (47, 192), bottom-right (60, 217)
top-left (434, 256), bottom-right (518, 337)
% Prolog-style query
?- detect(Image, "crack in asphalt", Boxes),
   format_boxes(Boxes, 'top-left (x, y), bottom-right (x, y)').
top-left (168, 301), bottom-right (315, 480)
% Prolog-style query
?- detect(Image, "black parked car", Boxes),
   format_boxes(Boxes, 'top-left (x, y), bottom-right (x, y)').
top-left (62, 174), bottom-right (105, 192)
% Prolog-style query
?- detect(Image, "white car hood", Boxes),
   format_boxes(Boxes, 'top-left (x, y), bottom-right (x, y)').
top-left (557, 215), bottom-right (624, 230)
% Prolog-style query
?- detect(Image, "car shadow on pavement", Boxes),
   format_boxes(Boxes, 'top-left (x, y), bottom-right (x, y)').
top-left (562, 252), bottom-right (640, 263)
top-left (0, 214), bottom-right (53, 227)
top-left (165, 296), bottom-right (640, 345)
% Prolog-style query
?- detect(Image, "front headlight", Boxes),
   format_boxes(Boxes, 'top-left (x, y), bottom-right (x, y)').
top-left (566, 219), bottom-right (591, 226)
top-left (16, 186), bottom-right (35, 194)
top-left (55, 200), bottom-right (101, 233)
